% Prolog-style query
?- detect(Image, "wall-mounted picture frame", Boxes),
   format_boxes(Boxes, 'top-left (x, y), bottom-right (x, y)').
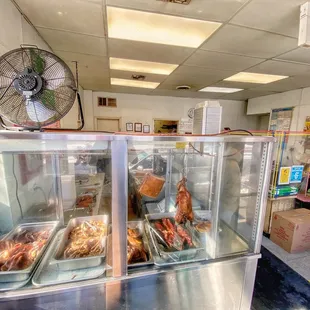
top-left (143, 125), bottom-right (150, 133)
top-left (126, 122), bottom-right (133, 131)
top-left (134, 123), bottom-right (142, 132)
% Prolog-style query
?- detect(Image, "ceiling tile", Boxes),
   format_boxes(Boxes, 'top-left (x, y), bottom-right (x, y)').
top-left (249, 76), bottom-right (310, 92)
top-left (184, 50), bottom-right (264, 71)
top-left (81, 82), bottom-right (111, 91)
top-left (110, 86), bottom-right (153, 95)
top-left (21, 18), bottom-right (51, 51)
top-left (220, 89), bottom-right (277, 100)
top-left (38, 28), bottom-right (107, 56)
top-left (201, 24), bottom-right (298, 58)
top-left (15, 0), bottom-right (105, 36)
top-left (245, 60), bottom-right (310, 76)
top-left (151, 89), bottom-right (225, 99)
top-left (158, 66), bottom-right (237, 90)
top-left (110, 70), bottom-right (167, 83)
top-left (276, 47), bottom-right (310, 64)
top-left (55, 50), bottom-right (109, 69)
top-left (231, 0), bottom-right (305, 38)
top-left (108, 38), bottom-right (194, 64)
top-left (106, 0), bottom-right (248, 22)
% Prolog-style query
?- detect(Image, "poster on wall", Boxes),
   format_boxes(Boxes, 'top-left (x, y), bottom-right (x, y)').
top-left (269, 107), bottom-right (293, 131)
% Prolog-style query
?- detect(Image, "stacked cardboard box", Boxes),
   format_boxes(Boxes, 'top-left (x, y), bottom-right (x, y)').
top-left (270, 208), bottom-right (310, 253)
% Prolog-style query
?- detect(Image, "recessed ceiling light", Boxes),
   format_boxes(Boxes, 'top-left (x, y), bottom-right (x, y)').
top-left (199, 87), bottom-right (243, 93)
top-left (109, 58), bottom-right (178, 75)
top-left (224, 72), bottom-right (288, 84)
top-left (111, 78), bottom-right (159, 89)
top-left (107, 7), bottom-right (221, 48)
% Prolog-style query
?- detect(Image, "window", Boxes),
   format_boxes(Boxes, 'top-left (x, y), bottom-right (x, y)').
top-left (97, 97), bottom-right (117, 107)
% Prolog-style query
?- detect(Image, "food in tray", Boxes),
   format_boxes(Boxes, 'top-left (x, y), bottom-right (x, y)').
top-left (76, 194), bottom-right (95, 208)
top-left (127, 228), bottom-right (148, 264)
top-left (0, 229), bottom-right (51, 271)
top-left (62, 220), bottom-right (106, 259)
top-left (138, 173), bottom-right (165, 198)
top-left (175, 177), bottom-right (194, 224)
top-left (153, 218), bottom-right (194, 251)
top-left (195, 221), bottom-right (211, 233)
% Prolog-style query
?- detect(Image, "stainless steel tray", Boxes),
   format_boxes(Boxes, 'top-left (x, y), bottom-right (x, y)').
top-left (33, 229), bottom-right (106, 287)
top-left (145, 213), bottom-right (203, 262)
top-left (50, 215), bottom-right (109, 271)
top-left (127, 221), bottom-right (153, 268)
top-left (0, 221), bottom-right (59, 283)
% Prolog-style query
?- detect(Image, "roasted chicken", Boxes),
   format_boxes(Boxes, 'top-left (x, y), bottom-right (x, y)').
top-left (175, 177), bottom-right (194, 224)
top-left (127, 228), bottom-right (148, 264)
top-left (0, 229), bottom-right (50, 271)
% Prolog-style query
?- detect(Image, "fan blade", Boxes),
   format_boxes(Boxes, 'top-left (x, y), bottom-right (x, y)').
top-left (26, 99), bottom-right (56, 123)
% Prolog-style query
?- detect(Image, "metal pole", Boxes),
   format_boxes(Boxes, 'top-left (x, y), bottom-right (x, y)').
top-left (165, 149), bottom-right (173, 212)
top-left (53, 154), bottom-right (64, 226)
top-left (253, 141), bottom-right (274, 253)
top-left (111, 139), bottom-right (128, 277)
top-left (210, 142), bottom-right (224, 259)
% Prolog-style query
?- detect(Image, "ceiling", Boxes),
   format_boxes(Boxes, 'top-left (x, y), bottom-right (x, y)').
top-left (13, 0), bottom-right (310, 100)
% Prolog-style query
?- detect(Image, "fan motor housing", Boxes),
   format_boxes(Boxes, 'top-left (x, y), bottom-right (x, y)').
top-left (13, 68), bottom-right (43, 96)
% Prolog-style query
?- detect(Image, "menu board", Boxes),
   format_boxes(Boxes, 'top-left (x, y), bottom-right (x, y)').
top-left (269, 108), bottom-right (293, 131)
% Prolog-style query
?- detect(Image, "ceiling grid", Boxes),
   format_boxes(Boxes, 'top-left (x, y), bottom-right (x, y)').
top-left (11, 0), bottom-right (310, 99)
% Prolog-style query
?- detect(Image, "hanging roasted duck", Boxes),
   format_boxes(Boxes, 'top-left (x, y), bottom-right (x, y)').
top-left (175, 177), bottom-right (194, 224)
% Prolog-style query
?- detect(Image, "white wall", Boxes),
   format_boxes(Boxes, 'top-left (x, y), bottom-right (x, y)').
top-left (247, 87), bottom-right (310, 132)
top-left (83, 91), bottom-right (259, 132)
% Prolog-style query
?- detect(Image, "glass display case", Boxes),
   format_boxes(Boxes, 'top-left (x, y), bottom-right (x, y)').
top-left (0, 132), bottom-right (274, 310)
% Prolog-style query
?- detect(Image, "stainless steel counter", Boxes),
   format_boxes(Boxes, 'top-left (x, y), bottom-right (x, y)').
top-left (0, 254), bottom-right (259, 310)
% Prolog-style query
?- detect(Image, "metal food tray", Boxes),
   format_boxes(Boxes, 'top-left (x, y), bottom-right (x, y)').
top-left (0, 221), bottom-right (59, 283)
top-left (127, 221), bottom-right (153, 268)
top-left (33, 229), bottom-right (106, 287)
top-left (145, 213), bottom-right (203, 262)
top-left (50, 215), bottom-right (109, 271)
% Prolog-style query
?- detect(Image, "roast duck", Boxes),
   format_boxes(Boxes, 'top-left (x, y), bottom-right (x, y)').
top-left (63, 220), bottom-right (106, 259)
top-left (127, 228), bottom-right (148, 264)
top-left (175, 177), bottom-right (194, 224)
top-left (0, 229), bottom-right (51, 271)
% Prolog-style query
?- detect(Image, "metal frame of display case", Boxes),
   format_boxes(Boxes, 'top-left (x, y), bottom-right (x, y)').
top-left (0, 132), bottom-right (274, 310)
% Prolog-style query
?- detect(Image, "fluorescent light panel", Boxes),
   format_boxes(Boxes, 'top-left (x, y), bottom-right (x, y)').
top-left (199, 87), bottom-right (243, 93)
top-left (110, 58), bottom-right (178, 75)
top-left (111, 78), bottom-right (159, 89)
top-left (224, 72), bottom-right (288, 84)
top-left (107, 7), bottom-right (221, 48)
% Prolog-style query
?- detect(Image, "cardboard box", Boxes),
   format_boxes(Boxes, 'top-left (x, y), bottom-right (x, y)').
top-left (263, 197), bottom-right (295, 234)
top-left (270, 208), bottom-right (310, 253)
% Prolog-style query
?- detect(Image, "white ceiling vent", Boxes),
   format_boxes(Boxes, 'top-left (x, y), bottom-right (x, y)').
top-left (157, 0), bottom-right (191, 4)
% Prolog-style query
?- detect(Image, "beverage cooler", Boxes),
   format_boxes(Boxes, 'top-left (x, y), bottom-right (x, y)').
top-left (0, 132), bottom-right (274, 310)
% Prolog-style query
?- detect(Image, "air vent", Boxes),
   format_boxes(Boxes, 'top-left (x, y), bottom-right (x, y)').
top-left (157, 0), bottom-right (191, 4)
top-left (176, 85), bottom-right (191, 90)
top-left (132, 74), bottom-right (146, 80)
top-left (97, 97), bottom-right (117, 107)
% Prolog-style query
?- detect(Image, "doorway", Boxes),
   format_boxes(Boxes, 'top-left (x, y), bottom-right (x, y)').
top-left (154, 119), bottom-right (179, 133)
top-left (96, 118), bottom-right (121, 132)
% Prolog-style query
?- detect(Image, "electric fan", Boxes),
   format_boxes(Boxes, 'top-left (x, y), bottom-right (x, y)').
top-left (0, 46), bottom-right (83, 130)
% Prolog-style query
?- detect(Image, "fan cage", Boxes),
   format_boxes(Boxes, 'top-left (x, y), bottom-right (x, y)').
top-left (0, 47), bottom-right (77, 128)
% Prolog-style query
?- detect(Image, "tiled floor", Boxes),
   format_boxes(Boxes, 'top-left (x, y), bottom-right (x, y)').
top-left (262, 236), bottom-right (310, 281)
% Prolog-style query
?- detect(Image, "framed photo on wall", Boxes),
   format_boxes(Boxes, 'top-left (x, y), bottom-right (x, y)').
top-left (134, 123), bottom-right (142, 132)
top-left (143, 125), bottom-right (150, 133)
top-left (126, 122), bottom-right (133, 131)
